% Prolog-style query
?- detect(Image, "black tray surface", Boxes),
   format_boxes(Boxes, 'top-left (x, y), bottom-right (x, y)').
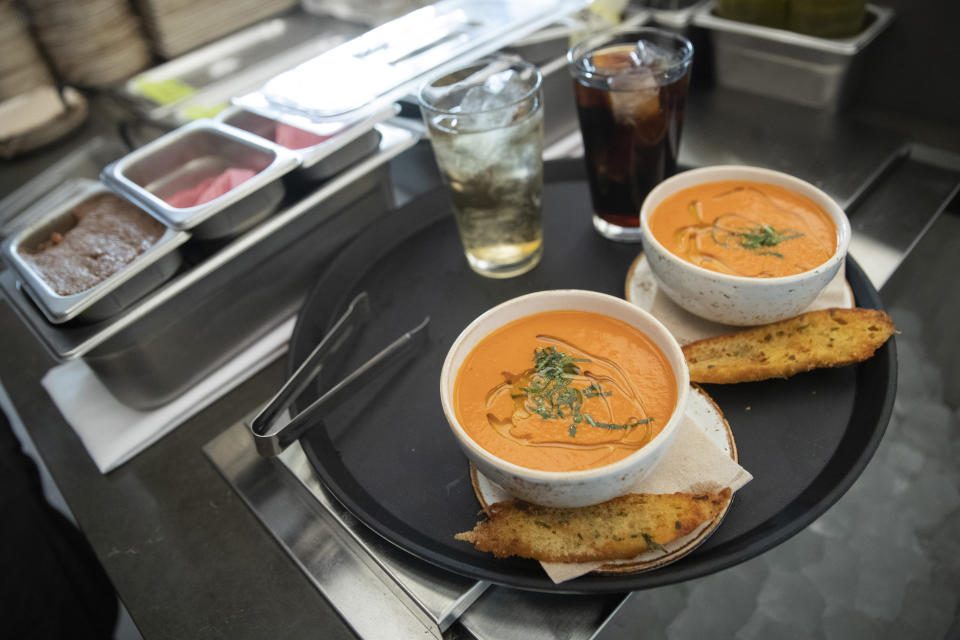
top-left (290, 159), bottom-right (897, 594)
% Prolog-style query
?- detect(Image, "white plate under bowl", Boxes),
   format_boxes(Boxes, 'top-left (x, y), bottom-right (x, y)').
top-left (625, 252), bottom-right (855, 345)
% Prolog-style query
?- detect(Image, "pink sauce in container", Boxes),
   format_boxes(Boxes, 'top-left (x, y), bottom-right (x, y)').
top-left (101, 120), bottom-right (299, 240)
top-left (274, 123), bottom-right (331, 150)
top-left (165, 168), bottom-right (257, 208)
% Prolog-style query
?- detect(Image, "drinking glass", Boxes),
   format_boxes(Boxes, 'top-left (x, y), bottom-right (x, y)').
top-left (568, 27), bottom-right (693, 242)
top-left (419, 55), bottom-right (544, 278)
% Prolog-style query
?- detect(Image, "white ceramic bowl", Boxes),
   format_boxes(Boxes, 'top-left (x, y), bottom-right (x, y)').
top-left (439, 289), bottom-right (689, 508)
top-left (639, 165), bottom-right (851, 326)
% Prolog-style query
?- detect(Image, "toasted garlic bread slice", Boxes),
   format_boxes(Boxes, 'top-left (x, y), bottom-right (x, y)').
top-left (455, 489), bottom-right (731, 563)
top-left (683, 307), bottom-right (894, 384)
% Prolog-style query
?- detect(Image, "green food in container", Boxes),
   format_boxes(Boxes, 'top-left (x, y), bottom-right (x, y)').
top-left (133, 78), bottom-right (196, 105)
top-left (716, 0), bottom-right (788, 29)
top-left (180, 103), bottom-right (230, 120)
top-left (788, 0), bottom-right (867, 38)
top-left (716, 0), bottom-right (867, 37)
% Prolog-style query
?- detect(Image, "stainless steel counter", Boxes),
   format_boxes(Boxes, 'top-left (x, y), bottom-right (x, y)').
top-left (1, 84), bottom-right (958, 639)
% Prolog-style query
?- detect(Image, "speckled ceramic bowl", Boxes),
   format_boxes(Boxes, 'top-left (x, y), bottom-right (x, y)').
top-left (640, 165), bottom-right (851, 326)
top-left (439, 289), bottom-right (690, 508)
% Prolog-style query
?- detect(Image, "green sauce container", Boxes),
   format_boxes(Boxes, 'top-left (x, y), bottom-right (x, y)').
top-left (715, 0), bottom-right (789, 29)
top-left (787, 0), bottom-right (867, 38)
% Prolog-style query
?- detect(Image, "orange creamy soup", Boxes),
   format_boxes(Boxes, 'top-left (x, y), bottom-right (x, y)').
top-left (453, 310), bottom-right (677, 472)
top-left (649, 180), bottom-right (837, 277)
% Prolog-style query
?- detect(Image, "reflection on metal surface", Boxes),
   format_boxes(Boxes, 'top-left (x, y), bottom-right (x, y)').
top-left (205, 415), bottom-right (629, 639)
top-left (844, 152), bottom-right (960, 288)
top-left (205, 419), bottom-right (488, 638)
top-left (681, 89), bottom-right (906, 211)
top-left (847, 234), bottom-right (906, 290)
top-left (460, 587), bottom-right (623, 640)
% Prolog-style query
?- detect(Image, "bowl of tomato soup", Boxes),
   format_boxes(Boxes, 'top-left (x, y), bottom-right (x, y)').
top-left (440, 290), bottom-right (689, 508)
top-left (640, 165), bottom-right (850, 325)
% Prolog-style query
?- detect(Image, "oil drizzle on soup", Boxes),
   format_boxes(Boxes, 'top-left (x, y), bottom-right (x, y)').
top-left (454, 311), bottom-right (677, 472)
top-left (648, 180), bottom-right (837, 277)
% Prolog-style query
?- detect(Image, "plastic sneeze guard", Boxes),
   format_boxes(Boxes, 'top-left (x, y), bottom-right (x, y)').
top-left (235, 0), bottom-right (588, 129)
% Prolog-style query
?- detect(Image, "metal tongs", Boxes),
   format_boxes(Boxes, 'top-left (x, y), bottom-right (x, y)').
top-left (248, 292), bottom-right (430, 457)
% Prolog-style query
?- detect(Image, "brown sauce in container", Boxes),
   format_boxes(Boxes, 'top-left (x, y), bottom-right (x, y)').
top-left (21, 193), bottom-right (165, 296)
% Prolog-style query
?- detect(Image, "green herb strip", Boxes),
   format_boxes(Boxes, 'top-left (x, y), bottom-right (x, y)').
top-left (707, 219), bottom-right (803, 258)
top-left (583, 414), bottom-right (653, 431)
top-left (522, 346), bottom-right (651, 436)
top-left (641, 532), bottom-right (666, 552)
top-left (733, 224), bottom-right (803, 255)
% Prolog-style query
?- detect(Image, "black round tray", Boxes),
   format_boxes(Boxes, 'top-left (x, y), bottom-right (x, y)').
top-left (290, 159), bottom-right (897, 594)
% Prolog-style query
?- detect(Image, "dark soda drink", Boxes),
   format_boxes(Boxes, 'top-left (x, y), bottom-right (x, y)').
top-left (569, 30), bottom-right (693, 241)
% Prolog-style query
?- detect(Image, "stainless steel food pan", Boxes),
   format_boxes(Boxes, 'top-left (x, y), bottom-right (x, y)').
top-left (693, 2), bottom-right (894, 111)
top-left (101, 119), bottom-right (299, 239)
top-left (217, 108), bottom-right (383, 182)
top-left (0, 124), bottom-right (417, 408)
top-left (1, 180), bottom-right (189, 324)
top-left (83, 173), bottom-right (391, 408)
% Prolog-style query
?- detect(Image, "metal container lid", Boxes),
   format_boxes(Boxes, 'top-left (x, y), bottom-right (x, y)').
top-left (234, 0), bottom-right (589, 131)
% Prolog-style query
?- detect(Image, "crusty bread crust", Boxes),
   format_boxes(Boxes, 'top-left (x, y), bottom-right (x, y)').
top-left (683, 307), bottom-right (895, 384)
top-left (455, 489), bottom-right (731, 563)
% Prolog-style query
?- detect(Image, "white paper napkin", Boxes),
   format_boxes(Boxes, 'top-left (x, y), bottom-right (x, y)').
top-left (41, 316), bottom-right (296, 474)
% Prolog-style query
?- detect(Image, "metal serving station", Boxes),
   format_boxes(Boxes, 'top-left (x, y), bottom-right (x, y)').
top-left (200, 4), bottom-right (956, 639)
top-left (1, 1), bottom-right (958, 639)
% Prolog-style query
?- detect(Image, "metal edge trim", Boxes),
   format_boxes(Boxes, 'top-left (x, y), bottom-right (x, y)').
top-left (275, 437), bottom-right (490, 632)
top-left (200, 422), bottom-right (446, 640)
top-left (276, 442), bottom-right (488, 633)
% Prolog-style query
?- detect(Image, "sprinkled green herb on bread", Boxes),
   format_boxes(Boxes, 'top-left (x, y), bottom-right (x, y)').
top-left (683, 308), bottom-right (894, 384)
top-left (455, 489), bottom-right (730, 563)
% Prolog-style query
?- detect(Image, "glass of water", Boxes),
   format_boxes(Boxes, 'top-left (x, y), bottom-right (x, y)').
top-left (419, 55), bottom-right (544, 279)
